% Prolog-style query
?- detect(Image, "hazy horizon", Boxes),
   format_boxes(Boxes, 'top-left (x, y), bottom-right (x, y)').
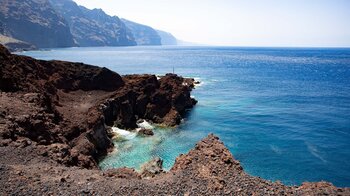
top-left (73, 0), bottom-right (350, 47)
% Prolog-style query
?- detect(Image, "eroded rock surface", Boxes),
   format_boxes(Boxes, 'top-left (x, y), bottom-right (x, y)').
top-left (1, 134), bottom-right (349, 195)
top-left (0, 44), bottom-right (348, 195)
top-left (0, 44), bottom-right (196, 168)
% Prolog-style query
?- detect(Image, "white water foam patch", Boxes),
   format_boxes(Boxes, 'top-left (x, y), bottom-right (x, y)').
top-left (305, 142), bottom-right (327, 163)
top-left (111, 127), bottom-right (137, 140)
top-left (193, 77), bottom-right (203, 87)
top-left (137, 120), bottom-right (154, 130)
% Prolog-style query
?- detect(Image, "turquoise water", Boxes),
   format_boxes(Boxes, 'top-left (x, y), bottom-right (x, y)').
top-left (23, 46), bottom-right (350, 187)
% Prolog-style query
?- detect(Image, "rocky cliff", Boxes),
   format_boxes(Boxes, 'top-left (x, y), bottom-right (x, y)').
top-left (0, 0), bottom-right (177, 49)
top-left (157, 30), bottom-right (177, 45)
top-left (49, 0), bottom-right (136, 47)
top-left (0, 0), bottom-right (75, 48)
top-left (0, 44), bottom-right (349, 195)
top-left (122, 19), bottom-right (162, 46)
top-left (0, 44), bottom-right (196, 168)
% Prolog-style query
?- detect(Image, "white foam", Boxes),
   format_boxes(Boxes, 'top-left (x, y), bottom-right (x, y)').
top-left (194, 81), bottom-right (203, 87)
top-left (137, 120), bottom-right (154, 129)
top-left (111, 127), bottom-right (137, 140)
top-left (192, 77), bottom-right (203, 87)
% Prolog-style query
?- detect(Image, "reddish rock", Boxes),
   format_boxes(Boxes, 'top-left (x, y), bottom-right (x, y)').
top-left (104, 168), bottom-right (141, 179)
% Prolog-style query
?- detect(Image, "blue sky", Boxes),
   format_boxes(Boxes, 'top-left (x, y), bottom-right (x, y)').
top-left (73, 0), bottom-right (350, 47)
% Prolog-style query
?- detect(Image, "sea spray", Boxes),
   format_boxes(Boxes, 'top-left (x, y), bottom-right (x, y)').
top-left (137, 120), bottom-right (154, 130)
top-left (111, 127), bottom-right (137, 141)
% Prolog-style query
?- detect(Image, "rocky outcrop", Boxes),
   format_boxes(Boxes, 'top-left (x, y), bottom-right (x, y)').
top-left (103, 74), bottom-right (197, 129)
top-left (49, 0), bottom-right (136, 47)
top-left (0, 134), bottom-right (349, 195)
top-left (122, 19), bottom-right (162, 46)
top-left (0, 34), bottom-right (36, 52)
top-left (1, 44), bottom-right (347, 195)
top-left (0, 0), bottom-right (75, 48)
top-left (156, 30), bottom-right (177, 45)
top-left (0, 44), bottom-right (196, 168)
top-left (138, 128), bottom-right (154, 136)
top-left (140, 157), bottom-right (164, 178)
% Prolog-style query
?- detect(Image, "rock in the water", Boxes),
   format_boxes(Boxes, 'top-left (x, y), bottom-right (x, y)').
top-left (138, 128), bottom-right (154, 136)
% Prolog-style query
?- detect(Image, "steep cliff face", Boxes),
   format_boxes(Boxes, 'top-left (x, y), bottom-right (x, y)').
top-left (49, 0), bottom-right (136, 47)
top-left (156, 30), bottom-right (177, 45)
top-left (122, 19), bottom-right (162, 46)
top-left (0, 0), bottom-right (75, 48)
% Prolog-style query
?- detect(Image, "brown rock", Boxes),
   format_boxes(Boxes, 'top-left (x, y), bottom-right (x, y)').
top-left (140, 157), bottom-right (164, 178)
top-left (138, 128), bottom-right (154, 136)
top-left (104, 168), bottom-right (141, 179)
top-left (0, 44), bottom-right (197, 168)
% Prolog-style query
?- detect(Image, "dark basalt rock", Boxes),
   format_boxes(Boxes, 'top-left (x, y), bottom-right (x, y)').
top-left (1, 134), bottom-right (348, 195)
top-left (0, 44), bottom-right (196, 168)
top-left (138, 128), bottom-right (154, 136)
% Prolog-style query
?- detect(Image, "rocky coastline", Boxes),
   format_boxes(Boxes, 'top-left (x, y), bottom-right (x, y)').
top-left (0, 44), bottom-right (349, 195)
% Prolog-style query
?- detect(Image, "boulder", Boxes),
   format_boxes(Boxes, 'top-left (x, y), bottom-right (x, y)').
top-left (138, 128), bottom-right (154, 136)
top-left (140, 157), bottom-right (164, 178)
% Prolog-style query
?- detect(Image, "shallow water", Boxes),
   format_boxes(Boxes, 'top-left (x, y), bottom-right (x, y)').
top-left (23, 46), bottom-right (350, 187)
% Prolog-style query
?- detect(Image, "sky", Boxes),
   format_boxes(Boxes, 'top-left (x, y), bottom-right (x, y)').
top-left (73, 0), bottom-right (350, 47)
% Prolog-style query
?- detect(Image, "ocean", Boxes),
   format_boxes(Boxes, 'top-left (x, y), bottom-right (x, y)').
top-left (22, 46), bottom-right (350, 187)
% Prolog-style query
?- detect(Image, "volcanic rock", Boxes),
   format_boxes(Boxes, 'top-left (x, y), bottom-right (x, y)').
top-left (140, 157), bottom-right (164, 178)
top-left (138, 128), bottom-right (154, 136)
top-left (0, 44), bottom-right (196, 168)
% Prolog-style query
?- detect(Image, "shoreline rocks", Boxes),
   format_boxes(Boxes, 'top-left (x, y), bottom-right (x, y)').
top-left (0, 134), bottom-right (349, 195)
top-left (0, 44), bottom-right (349, 194)
top-left (140, 157), bottom-right (164, 178)
top-left (138, 128), bottom-right (154, 136)
top-left (0, 44), bottom-right (197, 168)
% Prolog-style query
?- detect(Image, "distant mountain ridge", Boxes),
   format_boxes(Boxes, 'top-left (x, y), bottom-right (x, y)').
top-left (0, 0), bottom-right (178, 50)
top-left (49, 0), bottom-right (136, 47)
top-left (0, 0), bottom-right (75, 48)
top-left (156, 30), bottom-right (177, 45)
top-left (121, 19), bottom-right (161, 46)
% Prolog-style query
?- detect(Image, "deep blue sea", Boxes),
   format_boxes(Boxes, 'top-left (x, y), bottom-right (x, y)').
top-left (22, 46), bottom-right (350, 187)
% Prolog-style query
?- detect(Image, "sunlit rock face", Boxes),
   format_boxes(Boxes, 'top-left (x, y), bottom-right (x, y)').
top-left (0, 0), bottom-right (75, 48)
top-left (122, 19), bottom-right (162, 46)
top-left (49, 0), bottom-right (136, 47)
top-left (156, 30), bottom-right (177, 45)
